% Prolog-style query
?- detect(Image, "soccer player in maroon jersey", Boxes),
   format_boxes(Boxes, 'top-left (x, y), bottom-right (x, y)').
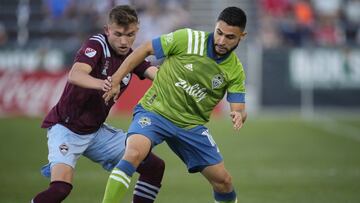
top-left (31, 5), bottom-right (164, 203)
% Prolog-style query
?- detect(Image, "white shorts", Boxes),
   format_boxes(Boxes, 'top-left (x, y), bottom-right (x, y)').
top-left (41, 123), bottom-right (126, 177)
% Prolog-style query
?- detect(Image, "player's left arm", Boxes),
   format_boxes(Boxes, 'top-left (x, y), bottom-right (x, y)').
top-left (229, 102), bottom-right (247, 130)
top-left (226, 58), bottom-right (247, 130)
top-left (143, 66), bottom-right (158, 81)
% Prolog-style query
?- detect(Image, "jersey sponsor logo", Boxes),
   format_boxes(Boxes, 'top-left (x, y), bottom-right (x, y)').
top-left (175, 77), bottom-right (207, 102)
top-left (212, 74), bottom-right (224, 89)
top-left (59, 143), bottom-right (69, 155)
top-left (122, 73), bottom-right (131, 85)
top-left (85, 47), bottom-right (97, 58)
top-left (138, 116), bottom-right (151, 128)
top-left (184, 63), bottom-right (193, 71)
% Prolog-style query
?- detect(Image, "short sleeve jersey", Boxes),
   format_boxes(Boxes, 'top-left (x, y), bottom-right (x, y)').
top-left (139, 28), bottom-right (246, 129)
top-left (42, 34), bottom-right (150, 134)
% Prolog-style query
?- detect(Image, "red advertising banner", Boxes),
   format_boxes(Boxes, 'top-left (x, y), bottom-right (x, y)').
top-left (0, 71), bottom-right (67, 116)
top-left (0, 70), bottom-right (153, 116)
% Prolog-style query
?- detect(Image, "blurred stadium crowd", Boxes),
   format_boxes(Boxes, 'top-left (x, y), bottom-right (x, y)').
top-left (258, 0), bottom-right (360, 48)
top-left (0, 0), bottom-right (190, 68)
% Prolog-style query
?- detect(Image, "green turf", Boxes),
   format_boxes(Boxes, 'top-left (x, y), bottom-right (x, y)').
top-left (1, 115), bottom-right (360, 203)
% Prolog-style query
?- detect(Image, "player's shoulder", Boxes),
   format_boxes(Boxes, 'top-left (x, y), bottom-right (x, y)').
top-left (222, 53), bottom-right (244, 77)
top-left (169, 28), bottom-right (209, 42)
top-left (85, 34), bottom-right (111, 58)
top-left (229, 52), bottom-right (244, 68)
top-left (168, 28), bottom-right (209, 55)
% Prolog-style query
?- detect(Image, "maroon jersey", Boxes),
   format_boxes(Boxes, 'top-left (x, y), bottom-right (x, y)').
top-left (42, 34), bottom-right (150, 134)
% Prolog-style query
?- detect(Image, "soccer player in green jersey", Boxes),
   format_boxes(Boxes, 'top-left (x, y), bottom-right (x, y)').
top-left (102, 7), bottom-right (247, 203)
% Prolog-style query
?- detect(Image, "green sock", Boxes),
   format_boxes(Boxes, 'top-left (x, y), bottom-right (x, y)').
top-left (102, 168), bottom-right (132, 203)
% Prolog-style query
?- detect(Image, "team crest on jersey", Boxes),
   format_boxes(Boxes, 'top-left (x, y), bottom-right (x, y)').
top-left (122, 73), bottom-right (131, 85)
top-left (138, 117), bottom-right (151, 128)
top-left (212, 74), bottom-right (224, 89)
top-left (102, 60), bottom-right (109, 76)
top-left (59, 143), bottom-right (69, 155)
top-left (85, 47), bottom-right (97, 58)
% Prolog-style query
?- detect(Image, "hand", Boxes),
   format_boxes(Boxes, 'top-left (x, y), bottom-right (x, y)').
top-left (230, 111), bottom-right (244, 130)
top-left (102, 81), bottom-right (120, 105)
top-left (101, 76), bottom-right (112, 92)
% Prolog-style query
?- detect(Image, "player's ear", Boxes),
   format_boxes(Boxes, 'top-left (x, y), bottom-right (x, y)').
top-left (239, 31), bottom-right (247, 40)
top-left (104, 25), bottom-right (110, 36)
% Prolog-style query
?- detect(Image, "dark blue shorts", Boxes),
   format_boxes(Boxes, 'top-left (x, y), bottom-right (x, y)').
top-left (128, 105), bottom-right (223, 173)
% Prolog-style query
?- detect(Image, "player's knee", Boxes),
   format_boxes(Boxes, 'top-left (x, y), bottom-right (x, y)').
top-left (213, 173), bottom-right (233, 192)
top-left (124, 148), bottom-right (144, 164)
top-left (220, 173), bottom-right (233, 186)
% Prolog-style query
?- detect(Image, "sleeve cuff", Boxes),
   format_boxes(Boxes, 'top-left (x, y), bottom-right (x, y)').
top-left (152, 37), bottom-right (165, 59)
top-left (227, 92), bottom-right (245, 103)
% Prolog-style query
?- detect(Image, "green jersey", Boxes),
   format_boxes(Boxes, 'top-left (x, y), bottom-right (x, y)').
top-left (140, 28), bottom-right (246, 129)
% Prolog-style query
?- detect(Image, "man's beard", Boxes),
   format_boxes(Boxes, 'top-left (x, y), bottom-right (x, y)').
top-left (214, 43), bottom-right (239, 57)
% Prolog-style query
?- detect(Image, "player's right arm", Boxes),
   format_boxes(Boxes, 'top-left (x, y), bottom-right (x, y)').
top-left (68, 62), bottom-right (112, 91)
top-left (68, 35), bottom-right (113, 91)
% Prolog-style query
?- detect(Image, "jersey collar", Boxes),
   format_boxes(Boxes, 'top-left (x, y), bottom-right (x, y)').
top-left (207, 33), bottom-right (232, 64)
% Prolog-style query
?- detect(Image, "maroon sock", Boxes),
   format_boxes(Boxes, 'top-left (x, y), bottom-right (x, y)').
top-left (32, 181), bottom-right (72, 203)
top-left (133, 153), bottom-right (165, 203)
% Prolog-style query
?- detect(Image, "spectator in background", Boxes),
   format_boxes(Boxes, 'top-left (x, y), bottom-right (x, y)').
top-left (0, 23), bottom-right (8, 47)
top-left (134, 0), bottom-right (189, 48)
top-left (311, 0), bottom-right (344, 46)
top-left (311, 0), bottom-right (341, 18)
top-left (260, 0), bottom-right (291, 17)
top-left (293, 0), bottom-right (314, 45)
top-left (343, 0), bottom-right (360, 45)
top-left (258, 17), bottom-right (283, 48)
top-left (313, 16), bottom-right (344, 46)
top-left (43, 0), bottom-right (71, 19)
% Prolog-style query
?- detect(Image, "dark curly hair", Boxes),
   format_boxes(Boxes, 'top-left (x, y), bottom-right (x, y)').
top-left (217, 7), bottom-right (247, 30)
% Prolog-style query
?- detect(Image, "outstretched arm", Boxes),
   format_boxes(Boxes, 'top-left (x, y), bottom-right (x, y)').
top-left (229, 102), bottom-right (247, 130)
top-left (103, 41), bottom-right (155, 102)
top-left (68, 62), bottom-right (112, 91)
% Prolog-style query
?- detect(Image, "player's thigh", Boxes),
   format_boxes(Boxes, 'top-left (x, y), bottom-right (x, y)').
top-left (46, 124), bottom-right (94, 172)
top-left (126, 108), bottom-right (172, 166)
top-left (172, 126), bottom-right (223, 173)
top-left (83, 124), bottom-right (126, 171)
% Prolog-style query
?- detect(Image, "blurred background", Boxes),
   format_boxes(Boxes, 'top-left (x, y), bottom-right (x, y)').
top-left (0, 0), bottom-right (360, 203)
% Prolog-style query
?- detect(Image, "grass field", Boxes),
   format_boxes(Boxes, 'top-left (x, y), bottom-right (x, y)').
top-left (1, 114), bottom-right (360, 203)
